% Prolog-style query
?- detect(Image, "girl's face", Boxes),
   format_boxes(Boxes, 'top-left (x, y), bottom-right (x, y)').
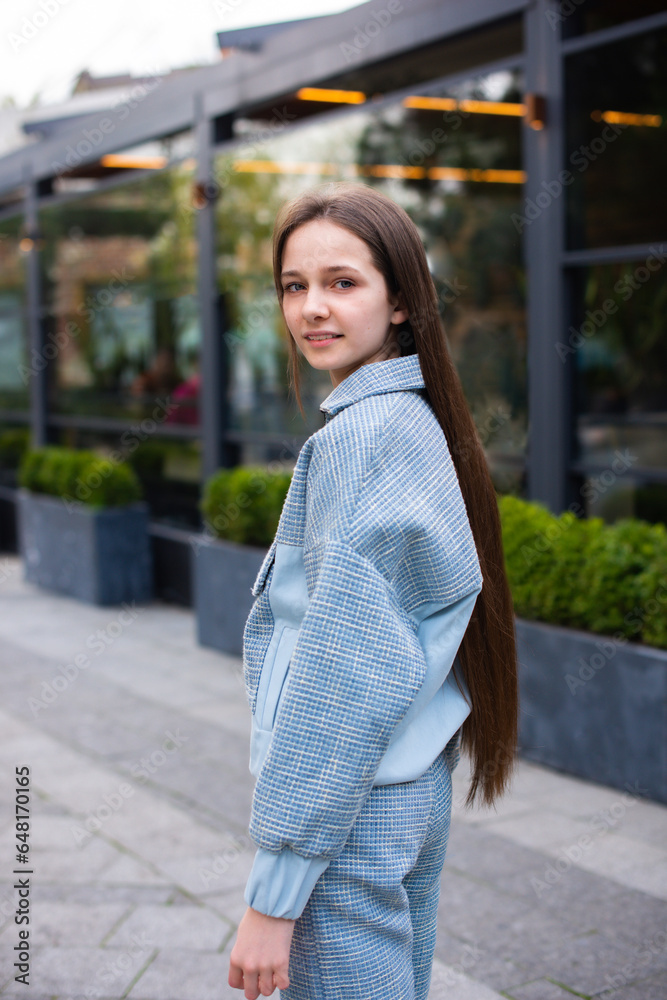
top-left (280, 219), bottom-right (408, 387)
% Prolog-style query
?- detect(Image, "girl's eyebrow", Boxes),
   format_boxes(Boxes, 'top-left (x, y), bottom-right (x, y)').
top-left (281, 265), bottom-right (364, 279)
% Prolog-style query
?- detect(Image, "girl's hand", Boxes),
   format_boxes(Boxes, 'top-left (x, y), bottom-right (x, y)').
top-left (228, 905), bottom-right (296, 998)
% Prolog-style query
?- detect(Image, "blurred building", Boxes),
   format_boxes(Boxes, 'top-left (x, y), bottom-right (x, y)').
top-left (0, 0), bottom-right (665, 601)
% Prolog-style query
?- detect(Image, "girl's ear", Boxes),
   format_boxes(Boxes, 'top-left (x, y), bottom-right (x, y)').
top-left (390, 297), bottom-right (409, 326)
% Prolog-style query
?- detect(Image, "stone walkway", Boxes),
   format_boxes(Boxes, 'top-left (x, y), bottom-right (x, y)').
top-left (0, 554), bottom-right (666, 1000)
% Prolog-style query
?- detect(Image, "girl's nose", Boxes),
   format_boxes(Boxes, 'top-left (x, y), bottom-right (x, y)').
top-left (302, 287), bottom-right (330, 321)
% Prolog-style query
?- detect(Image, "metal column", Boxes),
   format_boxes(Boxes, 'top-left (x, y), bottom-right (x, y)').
top-left (195, 95), bottom-right (227, 479)
top-left (523, 0), bottom-right (572, 514)
top-left (24, 173), bottom-right (48, 448)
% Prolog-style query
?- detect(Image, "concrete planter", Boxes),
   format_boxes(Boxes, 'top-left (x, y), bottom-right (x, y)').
top-left (17, 489), bottom-right (153, 606)
top-left (516, 617), bottom-right (667, 804)
top-left (193, 534), bottom-right (267, 655)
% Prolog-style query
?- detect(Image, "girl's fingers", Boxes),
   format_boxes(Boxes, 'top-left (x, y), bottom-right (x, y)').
top-left (228, 960), bottom-right (244, 989)
top-left (258, 966), bottom-right (277, 996)
top-left (274, 968), bottom-right (290, 990)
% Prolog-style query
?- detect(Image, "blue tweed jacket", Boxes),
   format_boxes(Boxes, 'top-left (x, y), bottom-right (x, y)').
top-left (242, 352), bottom-right (483, 920)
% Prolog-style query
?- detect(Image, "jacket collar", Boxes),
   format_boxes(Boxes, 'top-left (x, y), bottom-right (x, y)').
top-left (319, 353), bottom-right (425, 419)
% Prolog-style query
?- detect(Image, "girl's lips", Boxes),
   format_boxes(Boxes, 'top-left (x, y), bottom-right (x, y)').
top-left (304, 333), bottom-right (343, 344)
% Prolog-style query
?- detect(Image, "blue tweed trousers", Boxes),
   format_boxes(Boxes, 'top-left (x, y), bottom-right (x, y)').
top-left (281, 744), bottom-right (456, 1000)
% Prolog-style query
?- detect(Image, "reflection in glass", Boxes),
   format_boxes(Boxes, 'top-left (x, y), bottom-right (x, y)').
top-left (561, 0), bottom-right (667, 39)
top-left (564, 27), bottom-right (667, 249)
top-left (571, 260), bottom-right (667, 522)
top-left (39, 162), bottom-right (200, 423)
top-left (0, 215), bottom-right (28, 410)
top-left (215, 69), bottom-right (527, 494)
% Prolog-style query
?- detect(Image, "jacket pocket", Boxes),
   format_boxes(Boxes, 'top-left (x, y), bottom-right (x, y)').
top-left (255, 624), bottom-right (299, 731)
top-left (251, 539), bottom-right (278, 598)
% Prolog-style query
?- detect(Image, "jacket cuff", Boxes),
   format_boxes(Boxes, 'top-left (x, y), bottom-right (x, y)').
top-left (243, 846), bottom-right (331, 920)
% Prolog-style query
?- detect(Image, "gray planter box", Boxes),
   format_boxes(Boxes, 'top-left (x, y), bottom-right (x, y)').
top-left (193, 534), bottom-right (267, 655)
top-left (516, 617), bottom-right (667, 804)
top-left (17, 489), bottom-right (152, 606)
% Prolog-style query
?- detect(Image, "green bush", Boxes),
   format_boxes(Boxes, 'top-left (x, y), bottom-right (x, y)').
top-left (18, 447), bottom-right (143, 508)
top-left (498, 495), bottom-right (667, 650)
top-left (125, 442), bottom-right (169, 480)
top-left (0, 429), bottom-right (30, 470)
top-left (201, 465), bottom-right (292, 548)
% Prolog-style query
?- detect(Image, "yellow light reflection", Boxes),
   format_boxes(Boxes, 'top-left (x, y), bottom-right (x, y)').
top-left (458, 99), bottom-right (526, 116)
top-left (100, 155), bottom-right (168, 169)
top-left (357, 164), bottom-right (426, 179)
top-left (428, 167), bottom-right (526, 184)
top-left (233, 160), bottom-right (525, 184)
top-left (297, 87), bottom-right (366, 104)
top-left (234, 160), bottom-right (341, 175)
top-left (402, 96), bottom-right (458, 112)
top-left (402, 96), bottom-right (526, 117)
top-left (591, 109), bottom-right (662, 128)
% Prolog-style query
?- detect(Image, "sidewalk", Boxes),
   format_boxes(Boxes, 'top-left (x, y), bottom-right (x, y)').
top-left (0, 554), bottom-right (665, 1000)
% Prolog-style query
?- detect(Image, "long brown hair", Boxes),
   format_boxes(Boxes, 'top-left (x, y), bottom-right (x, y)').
top-left (272, 181), bottom-right (518, 807)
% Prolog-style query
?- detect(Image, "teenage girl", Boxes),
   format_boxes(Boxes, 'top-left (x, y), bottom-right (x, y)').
top-left (228, 182), bottom-right (518, 1000)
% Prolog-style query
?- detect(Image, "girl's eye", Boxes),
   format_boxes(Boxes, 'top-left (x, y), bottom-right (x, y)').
top-left (283, 282), bottom-right (304, 293)
top-left (335, 279), bottom-right (354, 289)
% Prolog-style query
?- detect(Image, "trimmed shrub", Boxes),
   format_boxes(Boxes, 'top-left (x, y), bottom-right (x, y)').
top-left (0, 428), bottom-right (30, 470)
top-left (201, 465), bottom-right (292, 548)
top-left (18, 447), bottom-right (142, 508)
top-left (498, 495), bottom-right (667, 650)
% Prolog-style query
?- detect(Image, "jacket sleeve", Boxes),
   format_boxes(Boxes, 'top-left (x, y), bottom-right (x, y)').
top-left (244, 396), bottom-right (482, 919)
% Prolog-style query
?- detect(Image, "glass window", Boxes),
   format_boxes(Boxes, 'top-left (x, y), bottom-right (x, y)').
top-left (39, 162), bottom-right (200, 424)
top-left (569, 258), bottom-right (667, 522)
top-left (0, 214), bottom-right (29, 411)
top-left (215, 67), bottom-right (527, 495)
top-left (561, 0), bottom-right (667, 39)
top-left (564, 27), bottom-right (667, 249)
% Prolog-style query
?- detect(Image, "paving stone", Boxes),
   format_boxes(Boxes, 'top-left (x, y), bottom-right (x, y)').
top-left (598, 969), bottom-right (667, 999)
top-left (105, 903), bottom-right (229, 951)
top-left (502, 978), bottom-right (589, 999)
top-left (28, 901), bottom-right (131, 947)
top-left (428, 956), bottom-right (505, 998)
top-left (157, 842), bottom-right (255, 897)
top-left (126, 945), bottom-right (238, 999)
top-left (0, 945), bottom-right (154, 997)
